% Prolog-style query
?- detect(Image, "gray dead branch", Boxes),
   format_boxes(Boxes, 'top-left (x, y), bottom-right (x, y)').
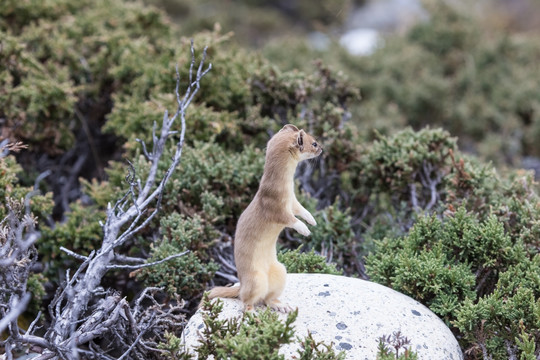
top-left (0, 41), bottom-right (211, 359)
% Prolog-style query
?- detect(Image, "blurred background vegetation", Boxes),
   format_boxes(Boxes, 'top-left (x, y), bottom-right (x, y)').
top-left (1, 0), bottom-right (540, 358)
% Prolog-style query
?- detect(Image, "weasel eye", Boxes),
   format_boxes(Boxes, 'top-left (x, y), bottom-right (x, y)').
top-left (312, 142), bottom-right (318, 148)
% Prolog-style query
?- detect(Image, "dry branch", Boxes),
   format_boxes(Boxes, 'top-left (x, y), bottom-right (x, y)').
top-left (0, 41), bottom-right (211, 359)
top-left (0, 177), bottom-right (45, 341)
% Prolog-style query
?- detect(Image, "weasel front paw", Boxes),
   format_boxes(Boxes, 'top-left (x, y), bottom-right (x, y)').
top-left (295, 205), bottom-right (317, 226)
top-left (302, 210), bottom-right (317, 226)
top-left (292, 220), bottom-right (311, 236)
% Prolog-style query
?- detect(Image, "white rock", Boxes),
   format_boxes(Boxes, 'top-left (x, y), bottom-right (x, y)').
top-left (339, 28), bottom-right (381, 56)
top-left (182, 273), bottom-right (463, 360)
top-left (344, 0), bottom-right (428, 32)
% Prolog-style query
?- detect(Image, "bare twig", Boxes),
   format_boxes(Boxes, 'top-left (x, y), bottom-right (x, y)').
top-left (25, 310), bottom-right (42, 336)
top-left (410, 182), bottom-right (420, 212)
top-left (48, 250), bottom-right (95, 321)
top-left (479, 342), bottom-right (493, 360)
top-left (60, 246), bottom-right (89, 261)
top-left (0, 165), bottom-right (50, 354)
top-left (107, 250), bottom-right (189, 270)
top-left (136, 138), bottom-right (153, 161)
top-left (215, 251), bottom-right (237, 275)
top-left (0, 293), bottom-right (31, 334)
top-left (419, 160), bottom-right (443, 211)
top-left (504, 339), bottom-right (518, 360)
top-left (0, 140), bottom-right (28, 159)
top-left (112, 253), bottom-right (147, 264)
top-left (117, 313), bottom-right (155, 360)
top-left (215, 271), bottom-right (239, 284)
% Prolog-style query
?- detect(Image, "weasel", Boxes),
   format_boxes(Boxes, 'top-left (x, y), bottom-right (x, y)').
top-left (207, 124), bottom-right (323, 312)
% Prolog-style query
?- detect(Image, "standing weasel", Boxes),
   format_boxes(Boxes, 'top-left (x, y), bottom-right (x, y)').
top-left (207, 124), bottom-right (323, 312)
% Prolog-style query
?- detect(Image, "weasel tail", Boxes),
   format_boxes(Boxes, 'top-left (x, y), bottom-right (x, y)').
top-left (207, 286), bottom-right (240, 299)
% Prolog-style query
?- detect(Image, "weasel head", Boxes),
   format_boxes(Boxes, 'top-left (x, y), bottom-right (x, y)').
top-left (269, 124), bottom-right (323, 162)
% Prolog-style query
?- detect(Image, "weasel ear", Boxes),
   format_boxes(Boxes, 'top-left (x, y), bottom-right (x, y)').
top-left (296, 130), bottom-right (305, 151)
top-left (280, 124), bottom-right (299, 132)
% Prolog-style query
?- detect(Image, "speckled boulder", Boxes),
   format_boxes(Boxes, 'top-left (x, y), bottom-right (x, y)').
top-left (182, 273), bottom-right (463, 359)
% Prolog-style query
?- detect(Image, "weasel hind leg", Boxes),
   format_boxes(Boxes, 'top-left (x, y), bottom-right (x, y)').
top-left (265, 262), bottom-right (291, 313)
top-left (239, 271), bottom-right (268, 311)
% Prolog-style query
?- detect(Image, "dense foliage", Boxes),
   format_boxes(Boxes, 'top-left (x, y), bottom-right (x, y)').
top-left (1, 0), bottom-right (540, 359)
top-left (172, 297), bottom-right (346, 359)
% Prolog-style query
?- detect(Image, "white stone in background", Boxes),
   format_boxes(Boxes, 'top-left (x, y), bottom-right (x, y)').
top-left (182, 273), bottom-right (463, 360)
top-left (339, 28), bottom-right (381, 56)
top-left (339, 0), bottom-right (430, 55)
top-left (344, 0), bottom-right (428, 32)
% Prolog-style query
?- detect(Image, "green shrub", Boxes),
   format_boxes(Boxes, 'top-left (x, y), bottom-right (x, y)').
top-left (360, 128), bottom-right (540, 359)
top-left (145, 0), bottom-right (350, 47)
top-left (197, 302), bottom-right (298, 360)
top-left (295, 332), bottom-right (346, 360)
top-left (277, 246), bottom-right (341, 275)
top-left (333, 127), bottom-right (461, 260)
top-left (306, 202), bottom-right (357, 273)
top-left (0, 152), bottom-right (53, 248)
top-left (366, 204), bottom-right (539, 358)
top-left (376, 331), bottom-right (419, 360)
top-left (135, 213), bottom-right (219, 299)
top-left (353, 128), bottom-right (456, 220)
top-left (104, 29), bottom-right (260, 144)
top-left (258, 1), bottom-right (540, 164)
top-left (26, 273), bottom-right (47, 315)
top-left (366, 213), bottom-right (477, 322)
top-left (348, 1), bottom-right (540, 162)
top-left (174, 296), bottom-right (345, 360)
top-left (454, 254), bottom-right (540, 359)
top-left (40, 201), bottom-right (105, 277)
top-left (1, 0), bottom-right (174, 154)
